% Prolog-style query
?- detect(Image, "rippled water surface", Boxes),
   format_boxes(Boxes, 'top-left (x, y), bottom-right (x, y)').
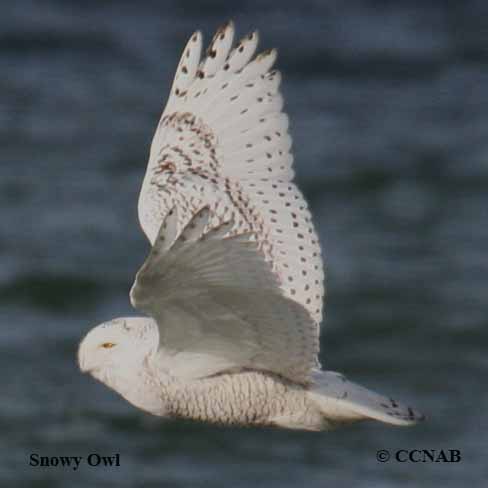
top-left (1, 1), bottom-right (487, 486)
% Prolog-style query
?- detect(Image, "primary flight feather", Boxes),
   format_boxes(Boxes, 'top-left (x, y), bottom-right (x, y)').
top-left (78, 21), bottom-right (424, 430)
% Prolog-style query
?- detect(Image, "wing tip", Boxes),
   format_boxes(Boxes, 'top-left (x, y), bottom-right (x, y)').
top-left (220, 19), bottom-right (235, 34)
top-left (248, 29), bottom-right (259, 44)
top-left (209, 19), bottom-right (235, 49)
top-left (191, 30), bottom-right (203, 44)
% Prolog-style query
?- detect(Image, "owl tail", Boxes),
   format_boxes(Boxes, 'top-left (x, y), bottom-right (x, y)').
top-left (308, 370), bottom-right (425, 426)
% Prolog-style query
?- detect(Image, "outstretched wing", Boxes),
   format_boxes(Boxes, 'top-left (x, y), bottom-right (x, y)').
top-left (137, 21), bottom-right (325, 327)
top-left (130, 207), bottom-right (319, 384)
top-left (138, 21), bottom-right (294, 241)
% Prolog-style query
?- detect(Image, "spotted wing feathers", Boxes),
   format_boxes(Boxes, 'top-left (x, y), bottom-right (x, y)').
top-left (147, 21), bottom-right (292, 184)
top-left (138, 21), bottom-right (325, 332)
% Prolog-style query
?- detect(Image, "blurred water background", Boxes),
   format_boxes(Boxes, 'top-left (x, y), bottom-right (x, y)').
top-left (1, 1), bottom-right (487, 486)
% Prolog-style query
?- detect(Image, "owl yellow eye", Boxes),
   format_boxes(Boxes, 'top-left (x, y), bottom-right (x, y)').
top-left (101, 342), bottom-right (116, 349)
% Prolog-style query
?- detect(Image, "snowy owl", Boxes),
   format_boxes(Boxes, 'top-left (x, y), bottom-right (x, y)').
top-left (78, 21), bottom-right (424, 430)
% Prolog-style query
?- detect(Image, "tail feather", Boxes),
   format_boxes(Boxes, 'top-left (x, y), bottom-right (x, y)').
top-left (308, 371), bottom-right (424, 426)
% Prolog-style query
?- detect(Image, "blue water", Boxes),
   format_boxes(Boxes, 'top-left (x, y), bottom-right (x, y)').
top-left (1, 1), bottom-right (487, 486)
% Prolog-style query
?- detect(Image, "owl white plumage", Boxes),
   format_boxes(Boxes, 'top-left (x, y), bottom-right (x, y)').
top-left (78, 21), bottom-right (424, 430)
